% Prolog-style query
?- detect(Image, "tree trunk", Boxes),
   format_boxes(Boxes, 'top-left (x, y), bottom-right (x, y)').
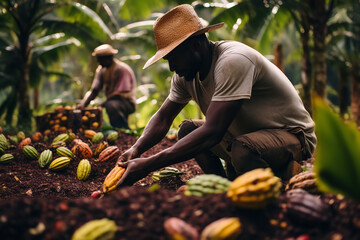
top-left (33, 87), bottom-right (39, 110)
top-left (300, 13), bottom-right (313, 115)
top-left (311, 0), bottom-right (328, 100)
top-left (17, 34), bottom-right (32, 131)
top-left (18, 60), bottom-right (32, 130)
top-left (273, 44), bottom-right (283, 72)
top-left (338, 66), bottom-right (349, 118)
top-left (350, 67), bottom-right (360, 126)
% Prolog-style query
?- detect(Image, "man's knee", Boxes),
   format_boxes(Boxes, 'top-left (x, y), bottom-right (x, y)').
top-left (178, 120), bottom-right (198, 139)
top-left (230, 139), bottom-right (269, 175)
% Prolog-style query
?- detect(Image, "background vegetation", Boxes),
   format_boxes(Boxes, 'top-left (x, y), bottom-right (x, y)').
top-left (0, 0), bottom-right (359, 134)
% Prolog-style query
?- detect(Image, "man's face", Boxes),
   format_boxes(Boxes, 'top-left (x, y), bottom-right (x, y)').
top-left (97, 55), bottom-right (113, 67)
top-left (163, 40), bottom-right (201, 81)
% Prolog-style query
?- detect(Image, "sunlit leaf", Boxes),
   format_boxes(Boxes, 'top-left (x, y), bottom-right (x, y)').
top-left (313, 96), bottom-right (360, 201)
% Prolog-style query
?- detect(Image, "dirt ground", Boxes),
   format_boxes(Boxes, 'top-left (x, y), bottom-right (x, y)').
top-left (0, 131), bottom-right (359, 240)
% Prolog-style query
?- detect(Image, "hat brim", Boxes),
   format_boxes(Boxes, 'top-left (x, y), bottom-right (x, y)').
top-left (143, 22), bottom-right (224, 69)
top-left (91, 49), bottom-right (118, 56)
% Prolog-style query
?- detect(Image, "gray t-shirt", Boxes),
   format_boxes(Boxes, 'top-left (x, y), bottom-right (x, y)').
top-left (168, 40), bottom-right (316, 155)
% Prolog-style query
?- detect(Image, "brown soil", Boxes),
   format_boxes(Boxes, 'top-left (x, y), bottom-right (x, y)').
top-left (0, 131), bottom-right (359, 240)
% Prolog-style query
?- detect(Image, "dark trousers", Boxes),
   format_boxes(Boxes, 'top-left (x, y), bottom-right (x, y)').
top-left (102, 96), bottom-right (135, 129)
top-left (178, 120), bottom-right (303, 180)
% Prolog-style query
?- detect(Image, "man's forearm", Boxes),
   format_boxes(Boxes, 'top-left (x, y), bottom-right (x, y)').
top-left (81, 90), bottom-right (98, 107)
top-left (130, 113), bottom-right (171, 156)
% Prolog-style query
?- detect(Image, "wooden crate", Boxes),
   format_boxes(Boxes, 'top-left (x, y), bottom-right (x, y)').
top-left (36, 106), bottom-right (102, 133)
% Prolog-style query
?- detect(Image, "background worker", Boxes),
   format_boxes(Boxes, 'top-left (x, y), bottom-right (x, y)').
top-left (114, 4), bottom-right (316, 186)
top-left (78, 44), bottom-right (137, 129)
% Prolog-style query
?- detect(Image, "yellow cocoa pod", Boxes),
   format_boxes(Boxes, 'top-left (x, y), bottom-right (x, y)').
top-left (102, 165), bottom-right (125, 193)
top-left (71, 218), bottom-right (117, 240)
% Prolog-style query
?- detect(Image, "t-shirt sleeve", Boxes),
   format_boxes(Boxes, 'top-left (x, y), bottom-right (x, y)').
top-left (168, 74), bottom-right (192, 104)
top-left (212, 54), bottom-right (255, 101)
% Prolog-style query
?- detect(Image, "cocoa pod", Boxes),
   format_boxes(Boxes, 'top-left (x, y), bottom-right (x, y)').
top-left (200, 217), bottom-right (242, 240)
top-left (0, 153), bottom-right (14, 164)
top-left (32, 132), bottom-right (43, 142)
top-left (227, 168), bottom-right (281, 209)
top-left (77, 159), bottom-right (91, 181)
top-left (185, 174), bottom-right (231, 197)
top-left (18, 137), bottom-right (31, 150)
top-left (56, 146), bottom-right (74, 159)
top-left (23, 145), bottom-right (39, 160)
top-left (91, 132), bottom-right (104, 144)
top-left (164, 217), bottom-right (199, 240)
top-left (285, 171), bottom-right (319, 194)
top-left (71, 139), bottom-right (93, 159)
top-left (49, 157), bottom-right (71, 171)
top-left (102, 165), bottom-right (125, 193)
top-left (281, 188), bottom-right (331, 225)
top-left (98, 146), bottom-right (120, 162)
top-left (84, 129), bottom-right (96, 139)
top-left (94, 141), bottom-right (109, 157)
top-left (106, 130), bottom-right (118, 143)
top-left (71, 218), bottom-right (117, 240)
top-left (38, 149), bottom-right (53, 168)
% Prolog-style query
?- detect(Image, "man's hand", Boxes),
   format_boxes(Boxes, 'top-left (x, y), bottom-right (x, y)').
top-left (76, 103), bottom-right (85, 109)
top-left (116, 157), bottom-right (151, 186)
top-left (117, 147), bottom-right (140, 164)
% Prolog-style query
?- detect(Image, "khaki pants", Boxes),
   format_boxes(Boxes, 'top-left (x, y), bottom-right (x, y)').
top-left (178, 120), bottom-right (304, 180)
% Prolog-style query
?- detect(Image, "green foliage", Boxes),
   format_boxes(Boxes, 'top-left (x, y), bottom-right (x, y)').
top-left (314, 97), bottom-right (360, 201)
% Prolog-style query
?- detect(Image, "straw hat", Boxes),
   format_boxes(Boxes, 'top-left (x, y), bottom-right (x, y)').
top-left (92, 44), bottom-right (118, 56)
top-left (143, 4), bottom-right (224, 69)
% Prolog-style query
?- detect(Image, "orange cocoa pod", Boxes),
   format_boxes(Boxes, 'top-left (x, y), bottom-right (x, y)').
top-left (19, 137), bottom-right (32, 150)
top-left (84, 129), bottom-right (96, 139)
top-left (32, 132), bottom-right (43, 142)
top-left (71, 139), bottom-right (93, 159)
top-left (98, 146), bottom-right (120, 162)
top-left (102, 165), bottom-right (125, 193)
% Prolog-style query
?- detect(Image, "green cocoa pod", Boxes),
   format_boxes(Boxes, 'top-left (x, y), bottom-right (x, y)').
top-left (23, 145), bottom-right (39, 160)
top-left (0, 134), bottom-right (9, 150)
top-left (0, 153), bottom-right (14, 164)
top-left (38, 149), bottom-right (53, 168)
top-left (52, 133), bottom-right (70, 144)
top-left (0, 146), bottom-right (5, 156)
top-left (92, 132), bottom-right (104, 144)
top-left (17, 131), bottom-right (25, 141)
top-left (106, 131), bottom-right (118, 143)
top-left (71, 218), bottom-right (117, 240)
top-left (49, 156), bottom-right (71, 171)
top-left (77, 159), bottom-right (91, 181)
top-left (56, 146), bottom-right (74, 159)
top-left (185, 174), bottom-right (232, 197)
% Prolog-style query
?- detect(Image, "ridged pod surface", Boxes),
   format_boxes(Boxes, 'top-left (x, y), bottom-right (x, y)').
top-left (71, 139), bottom-right (93, 159)
top-left (71, 218), bottom-right (117, 240)
top-left (77, 159), bottom-right (91, 181)
top-left (102, 165), bottom-right (125, 193)
top-left (49, 156), bottom-right (71, 171)
top-left (52, 133), bottom-right (70, 144)
top-left (163, 217), bottom-right (199, 240)
top-left (227, 168), bottom-right (281, 209)
top-left (94, 141), bottom-right (109, 157)
top-left (38, 149), bottom-right (53, 168)
top-left (184, 174), bottom-right (231, 197)
top-left (200, 217), bottom-right (242, 240)
top-left (56, 146), bottom-right (74, 159)
top-left (282, 188), bottom-right (330, 224)
top-left (23, 145), bottom-right (39, 160)
top-left (92, 132), bottom-right (104, 144)
top-left (106, 131), bottom-right (118, 143)
top-left (0, 153), bottom-right (14, 164)
top-left (285, 171), bottom-right (318, 194)
top-left (98, 146), bottom-right (120, 162)
top-left (0, 133), bottom-right (9, 150)
top-left (18, 137), bottom-right (31, 150)
top-left (84, 129), bottom-right (96, 139)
